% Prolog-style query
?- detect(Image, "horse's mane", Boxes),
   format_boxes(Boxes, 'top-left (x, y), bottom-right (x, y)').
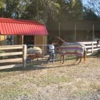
top-left (54, 37), bottom-right (67, 46)
top-left (54, 37), bottom-right (86, 50)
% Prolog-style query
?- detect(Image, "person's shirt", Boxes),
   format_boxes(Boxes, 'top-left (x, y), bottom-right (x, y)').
top-left (48, 44), bottom-right (55, 53)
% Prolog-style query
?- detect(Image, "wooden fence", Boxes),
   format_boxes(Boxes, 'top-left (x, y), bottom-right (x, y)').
top-left (0, 41), bottom-right (100, 70)
top-left (80, 41), bottom-right (100, 56)
top-left (0, 45), bottom-right (27, 70)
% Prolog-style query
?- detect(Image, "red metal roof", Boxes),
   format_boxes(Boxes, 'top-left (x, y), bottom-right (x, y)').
top-left (0, 18), bottom-right (48, 35)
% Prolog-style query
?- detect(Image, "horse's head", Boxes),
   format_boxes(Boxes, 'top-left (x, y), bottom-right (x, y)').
top-left (53, 37), bottom-right (66, 46)
top-left (53, 37), bottom-right (61, 46)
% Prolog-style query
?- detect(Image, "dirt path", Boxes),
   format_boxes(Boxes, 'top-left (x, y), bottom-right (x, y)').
top-left (0, 57), bottom-right (100, 100)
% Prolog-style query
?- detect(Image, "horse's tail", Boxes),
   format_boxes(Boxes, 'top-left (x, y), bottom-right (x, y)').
top-left (83, 50), bottom-right (86, 62)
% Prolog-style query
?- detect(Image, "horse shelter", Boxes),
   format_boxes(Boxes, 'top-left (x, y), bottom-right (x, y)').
top-left (0, 18), bottom-right (48, 48)
top-left (0, 17), bottom-right (48, 69)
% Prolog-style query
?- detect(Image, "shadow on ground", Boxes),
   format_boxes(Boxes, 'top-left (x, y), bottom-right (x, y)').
top-left (0, 60), bottom-right (76, 73)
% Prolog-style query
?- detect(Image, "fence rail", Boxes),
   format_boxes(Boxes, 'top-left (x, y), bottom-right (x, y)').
top-left (80, 41), bottom-right (100, 55)
top-left (0, 45), bottom-right (27, 70)
top-left (0, 41), bottom-right (100, 70)
top-left (33, 41), bottom-right (100, 56)
top-left (28, 41), bottom-right (100, 57)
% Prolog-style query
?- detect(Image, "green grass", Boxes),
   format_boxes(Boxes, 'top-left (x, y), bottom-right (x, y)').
top-left (30, 74), bottom-right (73, 86)
top-left (0, 65), bottom-right (74, 99)
top-left (0, 58), bottom-right (100, 99)
top-left (0, 87), bottom-right (31, 100)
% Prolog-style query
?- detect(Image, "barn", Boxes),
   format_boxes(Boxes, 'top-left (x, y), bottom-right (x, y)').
top-left (47, 20), bottom-right (100, 42)
top-left (0, 18), bottom-right (48, 50)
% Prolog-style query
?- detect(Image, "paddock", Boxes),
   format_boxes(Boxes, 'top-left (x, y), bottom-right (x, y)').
top-left (0, 55), bottom-right (100, 100)
top-left (0, 41), bottom-right (100, 70)
top-left (0, 41), bottom-right (100, 99)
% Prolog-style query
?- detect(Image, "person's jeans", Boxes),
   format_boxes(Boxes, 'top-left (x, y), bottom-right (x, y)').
top-left (47, 52), bottom-right (55, 62)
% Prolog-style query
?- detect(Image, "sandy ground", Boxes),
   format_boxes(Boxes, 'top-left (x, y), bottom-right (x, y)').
top-left (0, 57), bottom-right (100, 100)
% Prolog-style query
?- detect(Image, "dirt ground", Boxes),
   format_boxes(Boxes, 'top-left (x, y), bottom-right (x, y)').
top-left (0, 57), bottom-right (100, 100)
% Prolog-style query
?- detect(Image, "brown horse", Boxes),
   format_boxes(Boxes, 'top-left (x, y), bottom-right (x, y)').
top-left (54, 37), bottom-right (86, 64)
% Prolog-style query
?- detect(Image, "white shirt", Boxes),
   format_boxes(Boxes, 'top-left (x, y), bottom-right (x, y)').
top-left (48, 44), bottom-right (55, 53)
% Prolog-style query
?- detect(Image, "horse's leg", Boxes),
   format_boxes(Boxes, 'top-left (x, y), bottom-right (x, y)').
top-left (77, 57), bottom-right (82, 64)
top-left (75, 57), bottom-right (82, 64)
top-left (60, 54), bottom-right (64, 64)
top-left (62, 55), bottom-right (64, 64)
top-left (60, 55), bottom-right (62, 63)
top-left (83, 50), bottom-right (86, 62)
top-left (73, 56), bottom-right (79, 64)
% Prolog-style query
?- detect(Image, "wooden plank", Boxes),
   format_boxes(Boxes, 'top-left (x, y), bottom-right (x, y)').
top-left (0, 46), bottom-right (23, 50)
top-left (87, 49), bottom-right (93, 52)
top-left (0, 51), bottom-right (23, 56)
top-left (94, 48), bottom-right (100, 51)
top-left (0, 64), bottom-right (23, 70)
top-left (85, 45), bottom-right (100, 48)
top-left (0, 58), bottom-right (22, 63)
top-left (87, 53), bottom-right (92, 56)
top-left (85, 46), bottom-right (95, 48)
top-left (0, 45), bottom-right (23, 47)
top-left (87, 49), bottom-right (99, 52)
top-left (80, 41), bottom-right (97, 44)
top-left (96, 45), bottom-right (100, 47)
top-left (93, 45), bottom-right (100, 47)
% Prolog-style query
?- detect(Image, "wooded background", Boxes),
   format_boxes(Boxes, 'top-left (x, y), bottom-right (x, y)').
top-left (0, 0), bottom-right (100, 41)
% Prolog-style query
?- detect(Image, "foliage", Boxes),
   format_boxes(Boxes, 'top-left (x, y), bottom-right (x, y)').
top-left (56, 0), bottom-right (83, 21)
top-left (0, 0), bottom-right (100, 22)
top-left (83, 7), bottom-right (98, 20)
top-left (0, 0), bottom-right (5, 16)
top-left (0, 0), bottom-right (84, 23)
top-left (0, 0), bottom-right (4, 8)
top-left (0, 0), bottom-right (61, 24)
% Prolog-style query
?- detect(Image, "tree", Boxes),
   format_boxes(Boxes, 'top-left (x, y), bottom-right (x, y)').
top-left (0, 0), bottom-right (61, 24)
top-left (46, 0), bottom-right (84, 41)
top-left (0, 0), bottom-right (5, 17)
top-left (83, 7), bottom-right (98, 20)
top-left (21, 0), bottom-right (61, 23)
top-left (66, 0), bottom-right (83, 20)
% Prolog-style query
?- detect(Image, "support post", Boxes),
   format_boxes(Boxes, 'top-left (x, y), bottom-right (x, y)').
top-left (92, 24), bottom-right (95, 41)
top-left (23, 45), bottom-right (27, 68)
top-left (22, 35), bottom-right (24, 44)
top-left (74, 25), bottom-right (77, 41)
top-left (91, 42), bottom-right (94, 53)
top-left (0, 35), bottom-right (1, 45)
top-left (58, 22), bottom-right (61, 37)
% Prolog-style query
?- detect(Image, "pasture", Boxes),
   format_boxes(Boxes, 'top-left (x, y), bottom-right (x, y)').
top-left (0, 57), bottom-right (100, 100)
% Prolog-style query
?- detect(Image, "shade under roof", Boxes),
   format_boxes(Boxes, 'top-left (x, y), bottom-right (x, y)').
top-left (0, 18), bottom-right (48, 35)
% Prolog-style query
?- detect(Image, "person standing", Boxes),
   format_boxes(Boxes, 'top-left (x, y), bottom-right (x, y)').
top-left (47, 41), bottom-right (55, 63)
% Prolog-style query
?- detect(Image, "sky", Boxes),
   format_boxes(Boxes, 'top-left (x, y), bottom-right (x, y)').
top-left (78, 0), bottom-right (89, 5)
top-left (82, 0), bottom-right (100, 16)
top-left (82, 0), bottom-right (88, 5)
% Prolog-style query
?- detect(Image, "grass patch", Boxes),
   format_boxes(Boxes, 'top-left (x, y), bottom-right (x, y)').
top-left (29, 74), bottom-right (73, 87)
top-left (76, 89), bottom-right (89, 96)
top-left (0, 57), bottom-right (100, 99)
top-left (0, 87), bottom-right (30, 100)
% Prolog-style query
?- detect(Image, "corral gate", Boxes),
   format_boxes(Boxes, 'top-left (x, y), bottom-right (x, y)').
top-left (0, 45), bottom-right (27, 70)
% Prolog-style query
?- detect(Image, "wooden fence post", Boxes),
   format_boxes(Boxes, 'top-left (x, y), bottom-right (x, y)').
top-left (23, 45), bottom-right (27, 68)
top-left (91, 42), bottom-right (93, 53)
